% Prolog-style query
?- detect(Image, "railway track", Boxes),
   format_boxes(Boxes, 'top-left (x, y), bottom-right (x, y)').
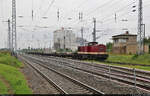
top-left (21, 55), bottom-right (105, 94)
top-left (28, 54), bottom-right (150, 93)
top-left (44, 56), bottom-right (150, 79)
top-left (20, 56), bottom-right (67, 94)
top-left (49, 56), bottom-right (150, 81)
top-left (48, 56), bottom-right (150, 76)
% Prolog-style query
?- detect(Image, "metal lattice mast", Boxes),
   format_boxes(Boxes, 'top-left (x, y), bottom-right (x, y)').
top-left (138, 0), bottom-right (144, 55)
top-left (93, 18), bottom-right (96, 42)
top-left (81, 27), bottom-right (84, 45)
top-left (8, 19), bottom-right (11, 50)
top-left (12, 0), bottom-right (17, 52)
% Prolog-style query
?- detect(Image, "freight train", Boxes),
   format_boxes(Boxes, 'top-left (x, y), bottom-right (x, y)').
top-left (27, 42), bottom-right (108, 61)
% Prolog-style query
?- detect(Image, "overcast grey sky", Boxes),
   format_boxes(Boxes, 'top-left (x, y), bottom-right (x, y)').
top-left (0, 0), bottom-right (150, 49)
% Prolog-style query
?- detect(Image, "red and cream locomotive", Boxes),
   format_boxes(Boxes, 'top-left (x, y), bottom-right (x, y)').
top-left (77, 42), bottom-right (108, 60)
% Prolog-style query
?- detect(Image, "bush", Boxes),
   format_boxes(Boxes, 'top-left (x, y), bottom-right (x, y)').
top-left (132, 54), bottom-right (139, 60)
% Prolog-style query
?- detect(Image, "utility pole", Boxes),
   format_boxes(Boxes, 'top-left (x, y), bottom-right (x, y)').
top-left (57, 9), bottom-right (60, 21)
top-left (32, 0), bottom-right (34, 21)
top-left (79, 12), bottom-right (83, 21)
top-left (142, 24), bottom-right (145, 39)
top-left (63, 29), bottom-right (66, 50)
top-left (3, 19), bottom-right (11, 51)
top-left (93, 18), bottom-right (96, 42)
top-left (81, 27), bottom-right (84, 45)
top-left (8, 19), bottom-right (11, 51)
top-left (64, 36), bottom-right (66, 49)
top-left (81, 12), bottom-right (83, 21)
top-left (142, 24), bottom-right (145, 52)
top-left (115, 13), bottom-right (117, 23)
top-left (12, 0), bottom-right (17, 54)
top-left (32, 10), bottom-right (34, 21)
top-left (79, 12), bottom-right (81, 20)
top-left (138, 0), bottom-right (144, 55)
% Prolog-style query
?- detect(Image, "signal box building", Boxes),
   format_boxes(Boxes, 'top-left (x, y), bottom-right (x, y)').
top-left (112, 31), bottom-right (149, 54)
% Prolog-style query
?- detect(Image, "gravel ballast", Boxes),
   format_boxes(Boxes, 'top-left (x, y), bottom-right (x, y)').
top-left (20, 59), bottom-right (60, 94)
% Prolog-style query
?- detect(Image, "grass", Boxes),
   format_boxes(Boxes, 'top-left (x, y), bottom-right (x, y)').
top-left (0, 52), bottom-right (32, 94)
top-left (0, 79), bottom-right (8, 94)
top-left (106, 54), bottom-right (150, 65)
top-left (85, 60), bottom-right (150, 71)
top-left (84, 54), bottom-right (150, 72)
top-left (0, 52), bottom-right (22, 68)
top-left (107, 63), bottom-right (150, 71)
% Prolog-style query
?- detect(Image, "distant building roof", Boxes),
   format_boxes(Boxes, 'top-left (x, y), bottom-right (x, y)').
top-left (112, 31), bottom-right (137, 38)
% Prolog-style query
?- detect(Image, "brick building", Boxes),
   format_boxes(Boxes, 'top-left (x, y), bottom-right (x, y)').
top-left (112, 31), bottom-right (149, 54)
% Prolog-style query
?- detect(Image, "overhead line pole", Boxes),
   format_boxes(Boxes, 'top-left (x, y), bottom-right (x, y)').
top-left (137, 0), bottom-right (144, 55)
top-left (142, 23), bottom-right (145, 52)
top-left (142, 24), bottom-right (145, 39)
top-left (12, 0), bottom-right (17, 55)
top-left (57, 9), bottom-right (60, 21)
top-left (63, 29), bottom-right (66, 50)
top-left (93, 18), bottom-right (96, 42)
top-left (81, 27), bottom-right (84, 46)
top-left (8, 19), bottom-right (11, 51)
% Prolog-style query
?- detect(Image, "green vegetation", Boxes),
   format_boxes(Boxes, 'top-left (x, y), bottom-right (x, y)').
top-left (106, 42), bottom-right (113, 53)
top-left (85, 59), bottom-right (150, 71)
top-left (144, 37), bottom-right (150, 53)
top-left (56, 48), bottom-right (73, 53)
top-left (0, 52), bottom-right (22, 68)
top-left (0, 79), bottom-right (8, 94)
top-left (84, 53), bottom-right (150, 71)
top-left (111, 64), bottom-right (150, 71)
top-left (106, 54), bottom-right (150, 65)
top-left (144, 37), bottom-right (150, 45)
top-left (0, 52), bottom-right (32, 94)
top-left (20, 48), bottom-right (43, 53)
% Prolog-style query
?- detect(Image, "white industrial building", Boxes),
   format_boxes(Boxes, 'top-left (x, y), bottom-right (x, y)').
top-left (53, 28), bottom-right (78, 51)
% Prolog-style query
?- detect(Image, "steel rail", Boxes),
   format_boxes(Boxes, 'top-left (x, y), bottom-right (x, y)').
top-left (30, 58), bottom-right (105, 94)
top-left (40, 56), bottom-right (150, 81)
top-left (46, 56), bottom-right (150, 80)
top-left (20, 56), bottom-right (68, 94)
top-left (28, 55), bottom-right (150, 93)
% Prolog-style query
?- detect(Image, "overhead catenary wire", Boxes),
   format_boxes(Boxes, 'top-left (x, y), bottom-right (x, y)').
top-left (85, 0), bottom-right (119, 18)
top-left (70, 0), bottom-right (138, 29)
top-left (87, 0), bottom-right (137, 25)
top-left (71, 0), bottom-right (139, 41)
top-left (8, 0), bottom-right (150, 48)
top-left (0, 0), bottom-right (4, 19)
top-left (81, 0), bottom-right (149, 27)
top-left (65, 0), bottom-right (122, 27)
top-left (43, 0), bottom-right (55, 16)
top-left (30, 0), bottom-right (137, 31)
